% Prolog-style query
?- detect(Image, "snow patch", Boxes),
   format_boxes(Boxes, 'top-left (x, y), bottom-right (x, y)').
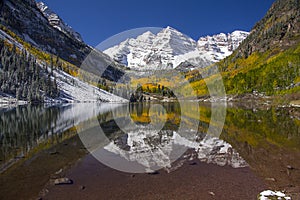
top-left (52, 68), bottom-right (127, 103)
top-left (259, 190), bottom-right (291, 200)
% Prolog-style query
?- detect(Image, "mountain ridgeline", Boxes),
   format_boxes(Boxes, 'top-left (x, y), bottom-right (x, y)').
top-left (235, 0), bottom-right (300, 58)
top-left (192, 0), bottom-right (300, 96)
top-left (104, 27), bottom-right (249, 70)
top-left (0, 0), bottom-right (90, 67)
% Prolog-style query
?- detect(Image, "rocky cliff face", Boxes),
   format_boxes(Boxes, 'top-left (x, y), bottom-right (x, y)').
top-left (0, 0), bottom-right (90, 66)
top-left (36, 2), bottom-right (83, 42)
top-left (197, 31), bottom-right (249, 59)
top-left (0, 0), bottom-right (126, 82)
top-left (236, 0), bottom-right (300, 58)
top-left (214, 0), bottom-right (300, 95)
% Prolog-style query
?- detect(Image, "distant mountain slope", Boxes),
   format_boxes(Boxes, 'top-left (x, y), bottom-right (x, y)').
top-left (189, 0), bottom-right (300, 97)
top-left (104, 26), bottom-right (248, 70)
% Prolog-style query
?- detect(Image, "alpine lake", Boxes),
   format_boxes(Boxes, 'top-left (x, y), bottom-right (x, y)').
top-left (0, 101), bottom-right (299, 200)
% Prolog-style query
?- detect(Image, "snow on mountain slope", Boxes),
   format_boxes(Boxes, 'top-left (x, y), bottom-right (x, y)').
top-left (51, 68), bottom-right (127, 103)
top-left (104, 27), bottom-right (249, 70)
top-left (0, 63), bottom-right (126, 104)
top-left (197, 30), bottom-right (249, 61)
top-left (36, 2), bottom-right (83, 42)
top-left (0, 27), bottom-right (125, 103)
top-left (0, 30), bottom-right (23, 50)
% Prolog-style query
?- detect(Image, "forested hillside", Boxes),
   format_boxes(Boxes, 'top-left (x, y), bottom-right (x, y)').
top-left (0, 39), bottom-right (59, 102)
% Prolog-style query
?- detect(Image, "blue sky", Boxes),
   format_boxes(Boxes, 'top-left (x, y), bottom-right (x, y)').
top-left (40, 0), bottom-right (275, 48)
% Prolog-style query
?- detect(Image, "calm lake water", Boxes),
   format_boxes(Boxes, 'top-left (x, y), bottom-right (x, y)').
top-left (0, 102), bottom-right (300, 199)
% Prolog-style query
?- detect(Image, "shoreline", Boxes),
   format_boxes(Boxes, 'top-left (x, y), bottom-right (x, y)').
top-left (1, 92), bottom-right (299, 107)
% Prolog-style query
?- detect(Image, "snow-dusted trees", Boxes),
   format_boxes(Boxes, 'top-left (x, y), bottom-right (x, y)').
top-left (0, 41), bottom-right (59, 102)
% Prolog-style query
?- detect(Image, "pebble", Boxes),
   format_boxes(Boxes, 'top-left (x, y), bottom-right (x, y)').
top-left (148, 171), bottom-right (159, 175)
top-left (265, 177), bottom-right (276, 182)
top-left (208, 191), bottom-right (215, 196)
top-left (287, 165), bottom-right (294, 170)
top-left (55, 168), bottom-right (63, 175)
top-left (189, 162), bottom-right (197, 165)
top-left (49, 151), bottom-right (59, 155)
top-left (79, 185), bottom-right (85, 190)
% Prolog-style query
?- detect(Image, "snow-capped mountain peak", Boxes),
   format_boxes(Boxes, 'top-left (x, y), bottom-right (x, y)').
top-left (153, 26), bottom-right (197, 56)
top-left (136, 31), bottom-right (156, 42)
top-left (104, 27), bottom-right (249, 70)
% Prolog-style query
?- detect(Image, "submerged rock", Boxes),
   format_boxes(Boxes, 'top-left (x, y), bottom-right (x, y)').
top-left (79, 185), bottom-right (85, 190)
top-left (189, 161), bottom-right (197, 165)
top-left (287, 165), bottom-right (294, 170)
top-left (49, 151), bottom-right (59, 155)
top-left (265, 177), bottom-right (276, 182)
top-left (55, 168), bottom-right (63, 175)
top-left (54, 177), bottom-right (73, 185)
top-left (147, 171), bottom-right (159, 175)
top-left (208, 191), bottom-right (215, 196)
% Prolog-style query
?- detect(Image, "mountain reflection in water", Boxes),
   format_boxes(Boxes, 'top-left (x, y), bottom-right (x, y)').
top-left (0, 102), bottom-right (300, 197)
